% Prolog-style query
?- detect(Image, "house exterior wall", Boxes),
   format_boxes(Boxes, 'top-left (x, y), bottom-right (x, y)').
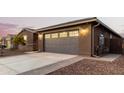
top-left (94, 25), bottom-right (122, 56)
top-left (122, 39), bottom-right (124, 54)
top-left (94, 25), bottom-right (110, 55)
top-left (79, 24), bottom-right (92, 55)
top-left (37, 32), bottom-right (44, 51)
top-left (33, 33), bottom-right (38, 51)
top-left (38, 23), bottom-right (92, 56)
top-left (110, 35), bottom-right (122, 54)
top-left (18, 31), bottom-right (34, 51)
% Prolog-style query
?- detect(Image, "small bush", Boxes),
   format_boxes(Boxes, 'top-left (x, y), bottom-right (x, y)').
top-left (13, 36), bottom-right (26, 46)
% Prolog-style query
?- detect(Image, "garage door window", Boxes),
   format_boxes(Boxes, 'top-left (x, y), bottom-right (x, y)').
top-left (51, 33), bottom-right (58, 38)
top-left (69, 31), bottom-right (79, 37)
top-left (60, 32), bottom-right (68, 38)
top-left (45, 34), bottom-right (51, 39)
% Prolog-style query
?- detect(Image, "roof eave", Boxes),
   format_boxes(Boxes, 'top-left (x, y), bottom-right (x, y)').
top-left (37, 17), bottom-right (97, 32)
top-left (96, 19), bottom-right (122, 38)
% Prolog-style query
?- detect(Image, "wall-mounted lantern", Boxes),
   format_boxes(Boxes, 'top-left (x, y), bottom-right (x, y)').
top-left (38, 34), bottom-right (43, 40)
top-left (80, 28), bottom-right (89, 36)
top-left (23, 35), bottom-right (27, 41)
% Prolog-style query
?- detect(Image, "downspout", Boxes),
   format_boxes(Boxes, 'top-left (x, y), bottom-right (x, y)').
top-left (91, 22), bottom-right (100, 57)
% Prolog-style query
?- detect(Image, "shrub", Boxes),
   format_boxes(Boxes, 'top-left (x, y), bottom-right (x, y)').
top-left (13, 36), bottom-right (26, 46)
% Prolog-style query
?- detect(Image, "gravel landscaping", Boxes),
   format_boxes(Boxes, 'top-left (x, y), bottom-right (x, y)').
top-left (48, 55), bottom-right (124, 75)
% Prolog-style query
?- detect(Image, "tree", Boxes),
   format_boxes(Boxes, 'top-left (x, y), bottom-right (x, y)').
top-left (13, 36), bottom-right (26, 46)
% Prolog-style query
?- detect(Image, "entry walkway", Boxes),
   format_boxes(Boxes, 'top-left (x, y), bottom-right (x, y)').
top-left (85, 54), bottom-right (121, 62)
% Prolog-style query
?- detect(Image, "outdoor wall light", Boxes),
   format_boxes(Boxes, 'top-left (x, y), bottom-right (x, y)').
top-left (80, 28), bottom-right (89, 36)
top-left (23, 35), bottom-right (27, 41)
top-left (38, 34), bottom-right (43, 40)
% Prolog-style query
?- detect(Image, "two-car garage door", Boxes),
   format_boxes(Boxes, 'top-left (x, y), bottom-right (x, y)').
top-left (44, 30), bottom-right (79, 54)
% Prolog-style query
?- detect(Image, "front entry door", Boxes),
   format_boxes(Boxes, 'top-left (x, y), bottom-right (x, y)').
top-left (98, 33), bottom-right (105, 56)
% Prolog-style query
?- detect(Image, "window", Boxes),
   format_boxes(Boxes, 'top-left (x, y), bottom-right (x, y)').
top-left (60, 32), bottom-right (68, 37)
top-left (45, 34), bottom-right (51, 39)
top-left (69, 31), bottom-right (79, 37)
top-left (6, 37), bottom-right (10, 41)
top-left (99, 34), bottom-right (104, 46)
top-left (110, 34), bottom-right (113, 39)
top-left (51, 33), bottom-right (58, 38)
top-left (23, 35), bottom-right (27, 41)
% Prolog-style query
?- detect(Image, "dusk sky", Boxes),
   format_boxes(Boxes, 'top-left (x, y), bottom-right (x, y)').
top-left (0, 17), bottom-right (124, 37)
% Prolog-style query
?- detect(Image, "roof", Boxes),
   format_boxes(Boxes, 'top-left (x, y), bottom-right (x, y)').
top-left (37, 17), bottom-right (97, 31)
top-left (22, 28), bottom-right (38, 33)
top-left (37, 17), bottom-right (122, 38)
top-left (96, 19), bottom-right (122, 38)
top-left (17, 28), bottom-right (37, 36)
top-left (7, 34), bottom-right (16, 36)
top-left (17, 17), bottom-right (122, 38)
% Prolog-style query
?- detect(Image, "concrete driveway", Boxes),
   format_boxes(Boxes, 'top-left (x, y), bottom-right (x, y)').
top-left (0, 52), bottom-right (77, 75)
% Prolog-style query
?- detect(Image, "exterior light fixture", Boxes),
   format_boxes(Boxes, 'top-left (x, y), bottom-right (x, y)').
top-left (23, 35), bottom-right (27, 41)
top-left (80, 28), bottom-right (89, 36)
top-left (38, 34), bottom-right (43, 40)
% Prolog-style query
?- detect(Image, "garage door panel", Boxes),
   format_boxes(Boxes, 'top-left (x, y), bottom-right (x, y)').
top-left (45, 34), bottom-right (79, 54)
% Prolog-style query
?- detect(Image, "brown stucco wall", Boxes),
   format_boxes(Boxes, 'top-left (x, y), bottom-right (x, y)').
top-left (37, 32), bottom-right (44, 51)
top-left (79, 24), bottom-right (92, 56)
top-left (33, 33), bottom-right (38, 51)
top-left (94, 25), bottom-right (122, 55)
top-left (94, 25), bottom-right (110, 55)
top-left (18, 31), bottom-right (34, 51)
top-left (110, 34), bottom-right (122, 54)
top-left (37, 24), bottom-right (92, 56)
top-left (122, 39), bottom-right (124, 54)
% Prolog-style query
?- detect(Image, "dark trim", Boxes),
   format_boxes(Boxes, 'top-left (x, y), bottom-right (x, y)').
top-left (43, 34), bottom-right (45, 52)
top-left (91, 25), bottom-right (93, 56)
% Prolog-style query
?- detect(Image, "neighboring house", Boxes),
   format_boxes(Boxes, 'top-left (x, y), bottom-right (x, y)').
top-left (36, 17), bottom-right (123, 56)
top-left (17, 28), bottom-right (38, 51)
top-left (0, 37), bottom-right (6, 46)
top-left (16, 17), bottom-right (123, 56)
top-left (0, 34), bottom-right (16, 49)
top-left (0, 36), bottom-right (2, 45)
top-left (5, 34), bottom-right (16, 49)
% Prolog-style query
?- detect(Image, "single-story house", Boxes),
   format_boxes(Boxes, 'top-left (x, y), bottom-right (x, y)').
top-left (37, 17), bottom-right (123, 56)
top-left (17, 17), bottom-right (123, 56)
top-left (17, 28), bottom-right (38, 51)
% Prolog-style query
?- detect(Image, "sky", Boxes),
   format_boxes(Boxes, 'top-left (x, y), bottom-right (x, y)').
top-left (0, 17), bottom-right (124, 37)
